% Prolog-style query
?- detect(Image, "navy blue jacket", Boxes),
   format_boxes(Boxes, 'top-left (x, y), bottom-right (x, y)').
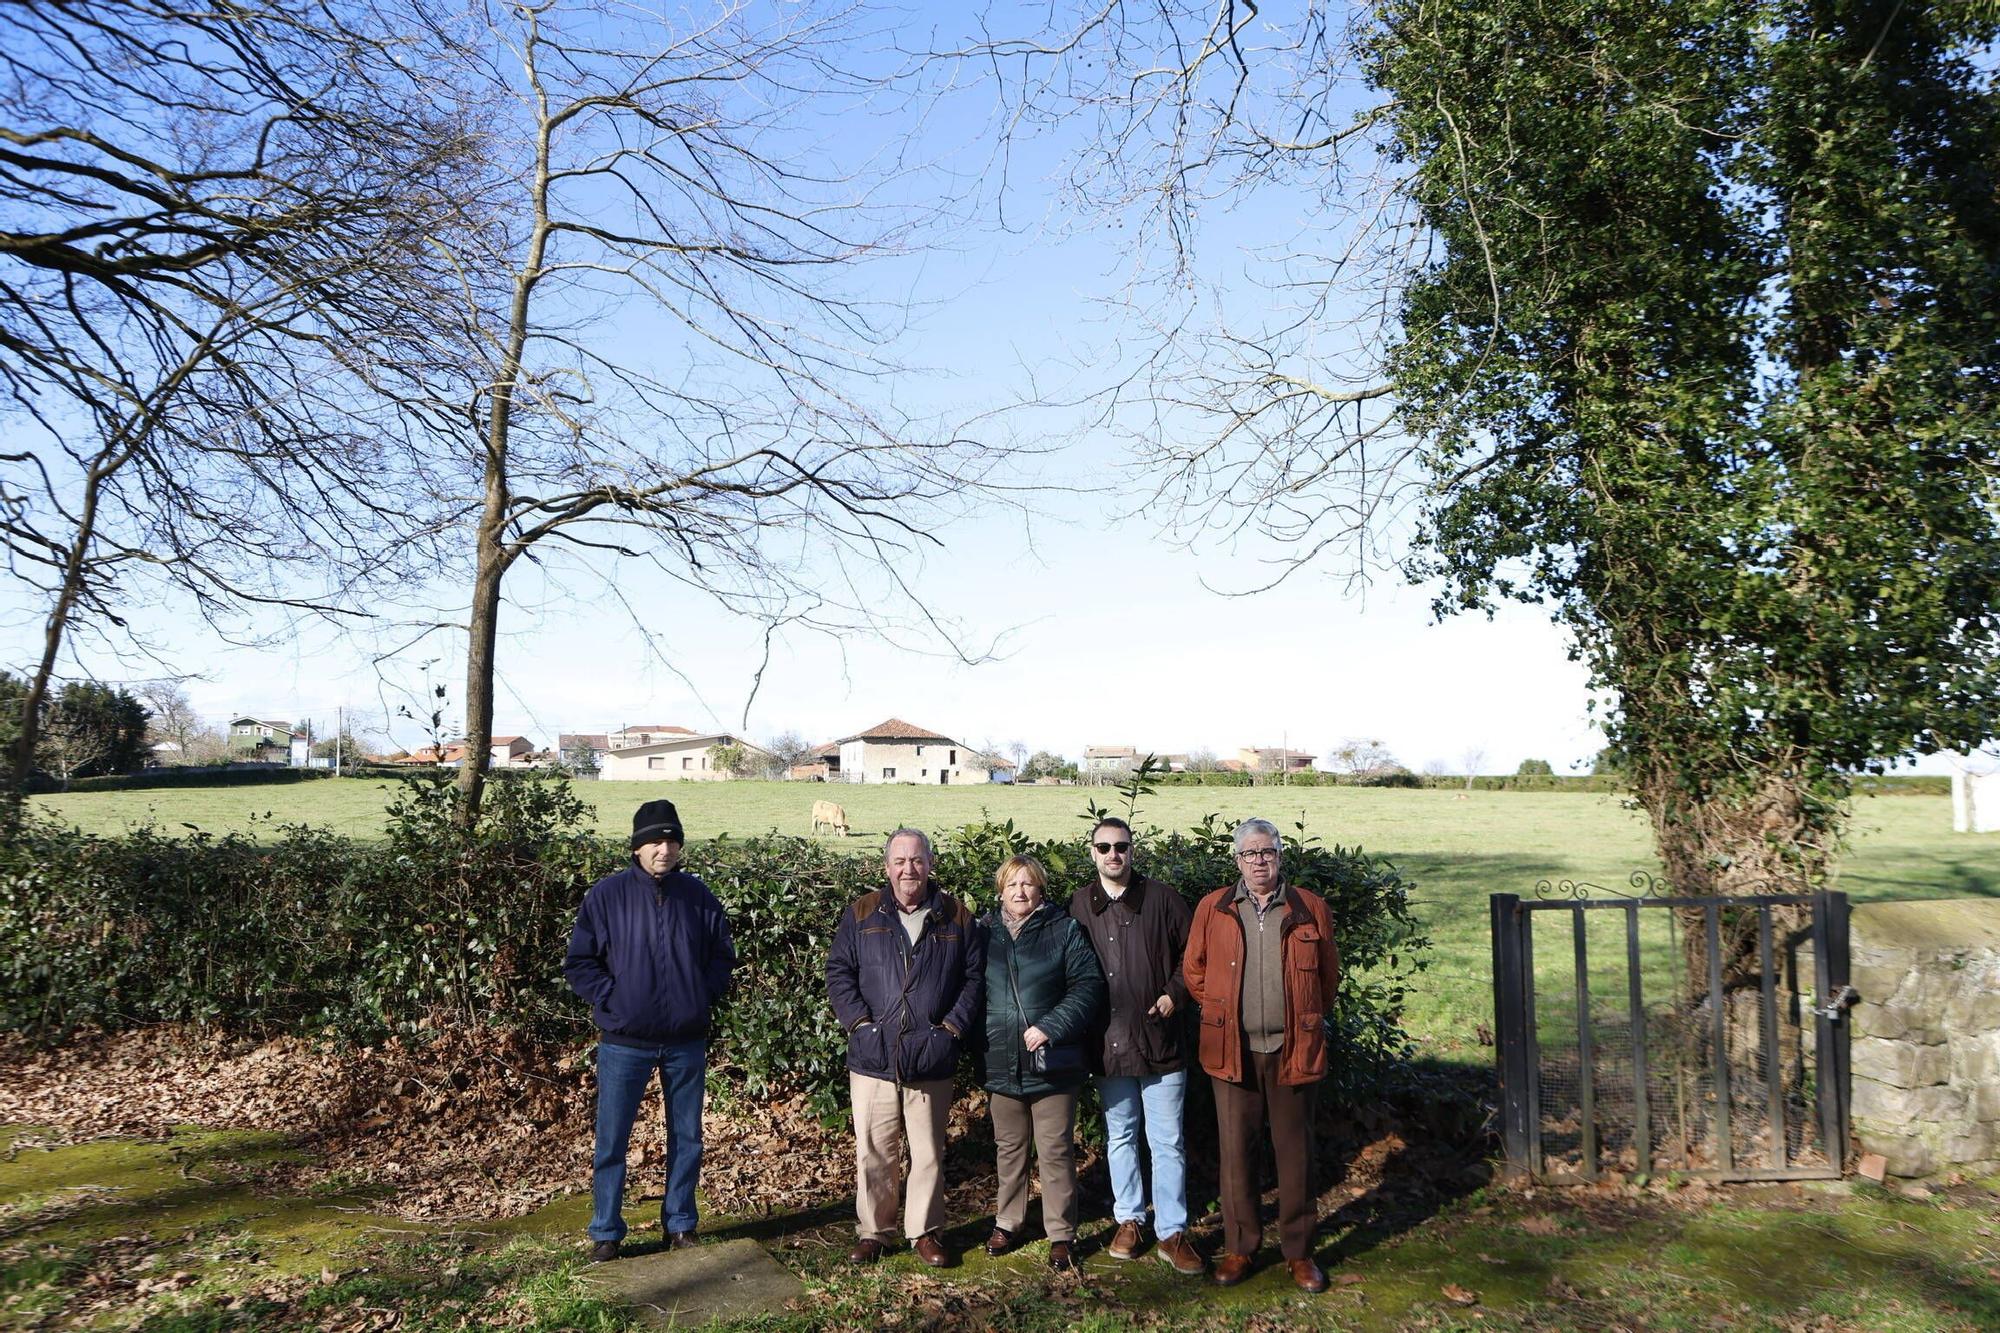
top-left (826, 883), bottom-right (984, 1084)
top-left (564, 862), bottom-right (736, 1047)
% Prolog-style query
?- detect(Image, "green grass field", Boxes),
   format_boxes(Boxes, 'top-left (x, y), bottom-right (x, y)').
top-left (30, 779), bottom-right (1999, 1058)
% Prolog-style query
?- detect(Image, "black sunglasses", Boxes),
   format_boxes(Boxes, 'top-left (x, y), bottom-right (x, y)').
top-left (1092, 840), bottom-right (1132, 854)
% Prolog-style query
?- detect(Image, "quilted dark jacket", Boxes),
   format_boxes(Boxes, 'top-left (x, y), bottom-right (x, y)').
top-left (976, 903), bottom-right (1106, 1098)
top-left (826, 883), bottom-right (985, 1083)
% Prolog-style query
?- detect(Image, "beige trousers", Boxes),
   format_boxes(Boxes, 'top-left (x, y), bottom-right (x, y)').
top-left (849, 1072), bottom-right (952, 1241)
top-left (989, 1089), bottom-right (1080, 1242)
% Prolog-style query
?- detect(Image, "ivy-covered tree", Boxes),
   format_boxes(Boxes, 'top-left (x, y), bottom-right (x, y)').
top-left (1368, 0), bottom-right (2000, 897)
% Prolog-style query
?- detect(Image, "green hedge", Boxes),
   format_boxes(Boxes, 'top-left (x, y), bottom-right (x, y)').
top-left (0, 775), bottom-right (1429, 1116)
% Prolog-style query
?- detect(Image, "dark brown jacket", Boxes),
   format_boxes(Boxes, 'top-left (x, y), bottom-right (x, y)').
top-left (1068, 873), bottom-right (1193, 1077)
top-left (1184, 881), bottom-right (1341, 1087)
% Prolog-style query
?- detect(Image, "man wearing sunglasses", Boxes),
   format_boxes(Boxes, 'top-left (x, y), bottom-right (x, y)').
top-left (1068, 816), bottom-right (1202, 1275)
top-left (1183, 817), bottom-right (1341, 1293)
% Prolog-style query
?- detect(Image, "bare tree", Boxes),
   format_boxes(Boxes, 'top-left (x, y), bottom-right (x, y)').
top-left (1326, 737), bottom-right (1399, 775)
top-left (1459, 746), bottom-right (1487, 792)
top-left (38, 708), bottom-right (110, 793)
top-left (765, 731), bottom-right (813, 773)
top-left (0, 0), bottom-right (485, 824)
top-left (944, 4), bottom-right (1412, 590)
top-left (408, 2), bottom-right (1018, 827)
top-left (136, 681), bottom-right (200, 762)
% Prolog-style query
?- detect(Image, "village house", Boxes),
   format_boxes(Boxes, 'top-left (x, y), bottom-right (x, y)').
top-left (557, 733), bottom-right (611, 772)
top-left (1083, 745), bottom-right (1138, 777)
top-left (1238, 746), bottom-right (1316, 774)
top-left (788, 741), bottom-right (841, 782)
top-left (388, 736), bottom-right (537, 768)
top-left (597, 731), bottom-right (774, 781)
top-left (835, 718), bottom-right (1010, 784)
top-left (607, 724), bottom-right (697, 749)
top-left (227, 717), bottom-right (294, 758)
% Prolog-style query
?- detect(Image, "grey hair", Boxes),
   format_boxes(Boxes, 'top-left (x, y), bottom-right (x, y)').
top-left (884, 827), bottom-right (933, 859)
top-left (1231, 818), bottom-right (1282, 854)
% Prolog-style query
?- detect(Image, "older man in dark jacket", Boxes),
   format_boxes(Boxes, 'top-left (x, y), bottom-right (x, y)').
top-left (1068, 815), bottom-right (1202, 1274)
top-left (565, 800), bottom-right (735, 1263)
top-left (826, 827), bottom-right (984, 1267)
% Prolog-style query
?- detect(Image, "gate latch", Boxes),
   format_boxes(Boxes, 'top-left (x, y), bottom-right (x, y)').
top-left (1813, 984), bottom-right (1859, 1019)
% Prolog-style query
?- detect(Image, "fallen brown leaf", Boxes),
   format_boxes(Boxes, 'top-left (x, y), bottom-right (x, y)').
top-left (1443, 1282), bottom-right (1480, 1306)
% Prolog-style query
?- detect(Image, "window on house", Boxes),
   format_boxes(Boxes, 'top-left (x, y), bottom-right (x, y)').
top-left (682, 756), bottom-right (694, 770)
top-left (949, 749), bottom-right (957, 764)
top-left (649, 757), bottom-right (664, 770)
top-left (883, 767), bottom-right (897, 779)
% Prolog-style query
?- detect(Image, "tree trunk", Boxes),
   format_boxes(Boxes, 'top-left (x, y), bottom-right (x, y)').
top-left (3, 471), bottom-right (110, 834)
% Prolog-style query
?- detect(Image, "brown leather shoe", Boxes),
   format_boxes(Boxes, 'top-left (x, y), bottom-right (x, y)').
top-left (588, 1240), bottom-right (620, 1264)
top-left (1213, 1251), bottom-right (1256, 1286)
top-left (1289, 1257), bottom-right (1329, 1293)
top-left (1047, 1240), bottom-right (1075, 1271)
top-left (984, 1227), bottom-right (1019, 1257)
top-left (1155, 1231), bottom-right (1205, 1275)
top-left (913, 1232), bottom-right (952, 1268)
top-left (848, 1237), bottom-right (886, 1265)
top-left (668, 1231), bottom-right (697, 1250)
top-left (1107, 1220), bottom-right (1144, 1260)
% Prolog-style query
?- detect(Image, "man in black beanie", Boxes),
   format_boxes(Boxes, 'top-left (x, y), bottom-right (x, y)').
top-left (565, 799), bottom-right (736, 1262)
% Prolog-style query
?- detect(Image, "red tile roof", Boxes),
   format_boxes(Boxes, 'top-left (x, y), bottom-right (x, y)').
top-left (836, 717), bottom-right (956, 744)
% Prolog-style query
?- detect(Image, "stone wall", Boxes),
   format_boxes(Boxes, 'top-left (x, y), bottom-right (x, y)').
top-left (1849, 899), bottom-right (2000, 1177)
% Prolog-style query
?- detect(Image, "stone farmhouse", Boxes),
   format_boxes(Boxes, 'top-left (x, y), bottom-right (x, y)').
top-left (835, 718), bottom-right (1012, 784)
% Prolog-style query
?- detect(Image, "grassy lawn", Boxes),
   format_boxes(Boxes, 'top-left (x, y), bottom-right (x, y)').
top-left (9, 789), bottom-right (2000, 1328)
top-left (28, 781), bottom-right (1999, 1060)
top-left (4, 1126), bottom-right (1997, 1331)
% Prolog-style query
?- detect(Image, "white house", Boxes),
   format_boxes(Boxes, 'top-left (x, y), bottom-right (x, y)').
top-left (490, 735), bottom-right (536, 766)
top-left (599, 732), bottom-right (774, 781)
top-left (836, 718), bottom-right (1009, 784)
top-left (557, 733), bottom-right (611, 772)
top-left (1084, 745), bottom-right (1137, 777)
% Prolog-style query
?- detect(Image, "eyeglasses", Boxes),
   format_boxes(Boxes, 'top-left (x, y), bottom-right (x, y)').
top-left (1092, 840), bottom-right (1132, 854)
top-left (1235, 847), bottom-right (1280, 862)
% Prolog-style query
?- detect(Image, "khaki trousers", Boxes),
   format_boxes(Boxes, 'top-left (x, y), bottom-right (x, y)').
top-left (850, 1072), bottom-right (952, 1241)
top-left (1212, 1048), bottom-right (1317, 1259)
top-left (989, 1089), bottom-right (1079, 1242)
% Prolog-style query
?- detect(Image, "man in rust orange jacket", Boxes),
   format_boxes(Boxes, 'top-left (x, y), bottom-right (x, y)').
top-left (1183, 816), bottom-right (1341, 1293)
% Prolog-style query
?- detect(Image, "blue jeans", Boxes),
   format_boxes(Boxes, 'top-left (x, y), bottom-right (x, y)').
top-left (590, 1039), bottom-right (706, 1243)
top-left (1098, 1070), bottom-right (1188, 1237)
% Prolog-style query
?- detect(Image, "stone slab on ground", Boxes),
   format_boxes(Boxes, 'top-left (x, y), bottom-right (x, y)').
top-left (580, 1239), bottom-right (805, 1327)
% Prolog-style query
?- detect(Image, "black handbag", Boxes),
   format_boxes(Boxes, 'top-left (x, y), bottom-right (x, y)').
top-left (1028, 1041), bottom-right (1087, 1076)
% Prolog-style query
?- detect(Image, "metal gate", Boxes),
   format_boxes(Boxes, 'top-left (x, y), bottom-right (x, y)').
top-left (1490, 879), bottom-right (1853, 1184)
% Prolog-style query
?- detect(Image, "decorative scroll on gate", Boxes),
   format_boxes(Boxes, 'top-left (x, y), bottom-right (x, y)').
top-left (1490, 880), bottom-right (1854, 1184)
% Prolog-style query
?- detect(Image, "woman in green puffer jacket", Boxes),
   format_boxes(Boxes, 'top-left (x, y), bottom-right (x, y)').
top-left (976, 854), bottom-right (1106, 1271)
